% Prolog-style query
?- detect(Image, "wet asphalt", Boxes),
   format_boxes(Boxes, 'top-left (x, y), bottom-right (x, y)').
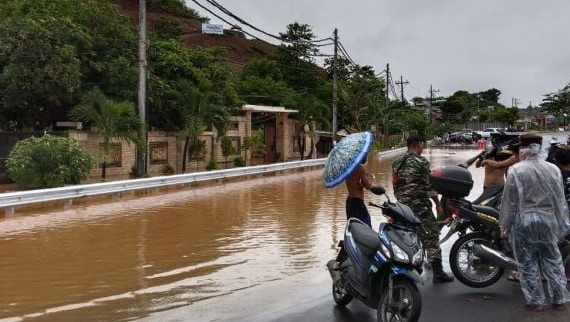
top-left (154, 263), bottom-right (569, 322)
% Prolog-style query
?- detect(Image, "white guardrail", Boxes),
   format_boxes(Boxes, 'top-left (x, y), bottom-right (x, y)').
top-left (0, 159), bottom-right (327, 212)
top-left (0, 147), bottom-right (406, 213)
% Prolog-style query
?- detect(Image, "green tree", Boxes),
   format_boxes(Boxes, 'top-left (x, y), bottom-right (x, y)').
top-left (275, 22), bottom-right (322, 93)
top-left (541, 84), bottom-right (570, 119)
top-left (403, 111), bottom-right (431, 140)
top-left (290, 94), bottom-right (329, 159)
top-left (338, 65), bottom-right (385, 131)
top-left (152, 17), bottom-right (182, 40)
top-left (490, 106), bottom-right (519, 126)
top-left (243, 130), bottom-right (266, 166)
top-left (175, 81), bottom-right (231, 173)
top-left (0, 0), bottom-right (139, 129)
top-left (70, 89), bottom-right (145, 180)
top-left (148, 0), bottom-right (205, 20)
top-left (220, 136), bottom-right (236, 168)
top-left (6, 134), bottom-right (95, 189)
top-left (147, 40), bottom-right (239, 131)
top-left (278, 22), bottom-right (318, 62)
top-left (441, 90), bottom-right (475, 124)
top-left (188, 139), bottom-right (206, 172)
top-left (237, 58), bottom-right (297, 106)
top-left (478, 88), bottom-right (501, 104)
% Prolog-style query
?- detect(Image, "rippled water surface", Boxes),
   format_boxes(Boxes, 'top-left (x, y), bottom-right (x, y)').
top-left (0, 147), bottom-right (487, 321)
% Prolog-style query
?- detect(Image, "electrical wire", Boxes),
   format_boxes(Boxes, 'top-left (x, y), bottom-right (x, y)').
top-left (189, 0), bottom-right (331, 60)
top-left (337, 41), bottom-right (356, 66)
top-left (203, 0), bottom-right (332, 44)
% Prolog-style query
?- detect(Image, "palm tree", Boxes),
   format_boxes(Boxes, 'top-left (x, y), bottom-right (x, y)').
top-left (243, 130), bottom-right (266, 166)
top-left (70, 89), bottom-right (145, 180)
top-left (292, 94), bottom-right (328, 160)
top-left (175, 80), bottom-right (231, 173)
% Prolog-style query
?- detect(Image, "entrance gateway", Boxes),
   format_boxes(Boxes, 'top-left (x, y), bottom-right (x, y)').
top-left (241, 105), bottom-right (298, 163)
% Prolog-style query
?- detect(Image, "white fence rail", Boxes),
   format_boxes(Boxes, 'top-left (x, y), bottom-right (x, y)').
top-left (0, 158), bottom-right (327, 212)
top-left (0, 147), bottom-right (406, 214)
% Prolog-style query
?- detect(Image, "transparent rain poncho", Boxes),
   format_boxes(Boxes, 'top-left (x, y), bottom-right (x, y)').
top-left (500, 144), bottom-right (570, 306)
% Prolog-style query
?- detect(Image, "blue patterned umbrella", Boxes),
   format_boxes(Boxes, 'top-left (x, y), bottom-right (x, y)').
top-left (323, 132), bottom-right (374, 188)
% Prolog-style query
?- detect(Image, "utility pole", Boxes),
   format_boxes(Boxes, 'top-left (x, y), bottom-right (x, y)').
top-left (395, 75), bottom-right (409, 108)
top-left (385, 64), bottom-right (390, 112)
top-left (332, 28), bottom-right (338, 145)
top-left (136, 0), bottom-right (147, 177)
top-left (429, 85), bottom-right (439, 125)
top-left (383, 63), bottom-right (390, 136)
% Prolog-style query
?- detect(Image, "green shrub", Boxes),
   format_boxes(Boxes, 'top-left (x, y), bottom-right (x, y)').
top-left (206, 159), bottom-right (218, 171)
top-left (153, 17), bottom-right (182, 39)
top-left (6, 134), bottom-right (95, 189)
top-left (161, 163), bottom-right (175, 175)
top-left (148, 0), bottom-right (205, 20)
top-left (234, 156), bottom-right (246, 167)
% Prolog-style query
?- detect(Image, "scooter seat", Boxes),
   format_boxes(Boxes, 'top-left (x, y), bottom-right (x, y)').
top-left (350, 221), bottom-right (382, 258)
top-left (472, 204), bottom-right (500, 218)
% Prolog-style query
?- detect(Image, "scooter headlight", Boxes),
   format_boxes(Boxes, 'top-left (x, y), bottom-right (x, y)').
top-left (390, 241), bottom-right (409, 263)
top-left (412, 249), bottom-right (424, 266)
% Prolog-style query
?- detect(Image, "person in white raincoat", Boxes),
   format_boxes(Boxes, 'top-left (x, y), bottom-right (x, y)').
top-left (500, 134), bottom-right (570, 311)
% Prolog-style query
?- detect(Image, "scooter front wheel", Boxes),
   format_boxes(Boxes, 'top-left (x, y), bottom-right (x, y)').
top-left (332, 282), bottom-right (353, 306)
top-left (378, 278), bottom-right (421, 322)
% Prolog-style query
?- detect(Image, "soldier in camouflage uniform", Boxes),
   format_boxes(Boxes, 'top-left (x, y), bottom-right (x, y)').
top-left (392, 135), bottom-right (454, 283)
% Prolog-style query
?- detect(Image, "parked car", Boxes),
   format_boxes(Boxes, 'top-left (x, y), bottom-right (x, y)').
top-left (461, 129), bottom-right (474, 140)
top-left (478, 128), bottom-right (502, 138)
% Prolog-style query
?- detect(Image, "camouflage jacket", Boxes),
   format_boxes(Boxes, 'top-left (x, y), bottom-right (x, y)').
top-left (392, 151), bottom-right (433, 213)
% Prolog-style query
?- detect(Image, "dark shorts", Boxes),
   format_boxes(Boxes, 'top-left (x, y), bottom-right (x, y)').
top-left (346, 197), bottom-right (371, 227)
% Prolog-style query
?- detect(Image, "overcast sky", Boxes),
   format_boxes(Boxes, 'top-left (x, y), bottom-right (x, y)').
top-left (187, 0), bottom-right (570, 107)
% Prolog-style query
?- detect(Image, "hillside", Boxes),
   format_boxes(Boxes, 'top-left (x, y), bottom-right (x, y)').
top-left (114, 0), bottom-right (277, 70)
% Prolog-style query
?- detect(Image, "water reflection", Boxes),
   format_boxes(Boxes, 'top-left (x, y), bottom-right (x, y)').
top-left (0, 147), bottom-right (487, 321)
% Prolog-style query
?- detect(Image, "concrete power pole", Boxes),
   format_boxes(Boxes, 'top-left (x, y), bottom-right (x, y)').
top-left (332, 28), bottom-right (338, 145)
top-left (429, 85), bottom-right (439, 125)
top-left (395, 75), bottom-right (409, 108)
top-left (384, 63), bottom-right (390, 135)
top-left (136, 0), bottom-right (147, 177)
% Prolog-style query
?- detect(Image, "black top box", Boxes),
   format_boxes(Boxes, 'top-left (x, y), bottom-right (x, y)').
top-left (430, 165), bottom-right (474, 198)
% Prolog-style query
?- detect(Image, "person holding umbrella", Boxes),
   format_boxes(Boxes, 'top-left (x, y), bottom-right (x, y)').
top-left (344, 153), bottom-right (373, 227)
top-left (323, 132), bottom-right (375, 227)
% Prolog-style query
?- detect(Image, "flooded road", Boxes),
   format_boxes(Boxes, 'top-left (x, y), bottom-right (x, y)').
top-left (0, 147), bottom-right (487, 321)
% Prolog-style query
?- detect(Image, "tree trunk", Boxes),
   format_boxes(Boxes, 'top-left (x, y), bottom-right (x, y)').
top-left (300, 131), bottom-right (306, 161)
top-left (182, 136), bottom-right (189, 173)
top-left (101, 161), bottom-right (107, 180)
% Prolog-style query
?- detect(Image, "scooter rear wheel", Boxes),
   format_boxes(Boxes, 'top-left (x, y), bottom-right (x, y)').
top-left (332, 283), bottom-right (353, 306)
top-left (450, 232), bottom-right (505, 288)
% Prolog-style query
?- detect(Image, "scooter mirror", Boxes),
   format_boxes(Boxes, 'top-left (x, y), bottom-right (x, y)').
top-left (370, 186), bottom-right (386, 195)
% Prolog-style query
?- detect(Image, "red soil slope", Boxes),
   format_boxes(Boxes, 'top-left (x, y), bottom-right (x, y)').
top-left (113, 0), bottom-right (277, 70)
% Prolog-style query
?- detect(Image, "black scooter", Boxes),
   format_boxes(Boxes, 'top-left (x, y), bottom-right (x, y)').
top-left (327, 186), bottom-right (424, 322)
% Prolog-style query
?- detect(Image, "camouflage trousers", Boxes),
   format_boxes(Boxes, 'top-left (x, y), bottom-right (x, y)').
top-left (413, 207), bottom-right (442, 262)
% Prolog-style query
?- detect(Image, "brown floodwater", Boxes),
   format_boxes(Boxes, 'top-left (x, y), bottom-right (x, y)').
top-left (0, 147), bottom-right (487, 322)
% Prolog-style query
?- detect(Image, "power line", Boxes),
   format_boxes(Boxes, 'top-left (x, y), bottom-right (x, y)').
top-left (189, 0), bottom-right (331, 60)
top-left (337, 41), bottom-right (356, 66)
top-left (202, 0), bottom-right (332, 44)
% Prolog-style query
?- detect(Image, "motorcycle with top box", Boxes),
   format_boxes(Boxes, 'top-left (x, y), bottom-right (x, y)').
top-left (431, 165), bottom-right (518, 288)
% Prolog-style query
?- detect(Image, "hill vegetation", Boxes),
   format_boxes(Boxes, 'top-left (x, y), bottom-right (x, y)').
top-left (0, 0), bottom-right (567, 141)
